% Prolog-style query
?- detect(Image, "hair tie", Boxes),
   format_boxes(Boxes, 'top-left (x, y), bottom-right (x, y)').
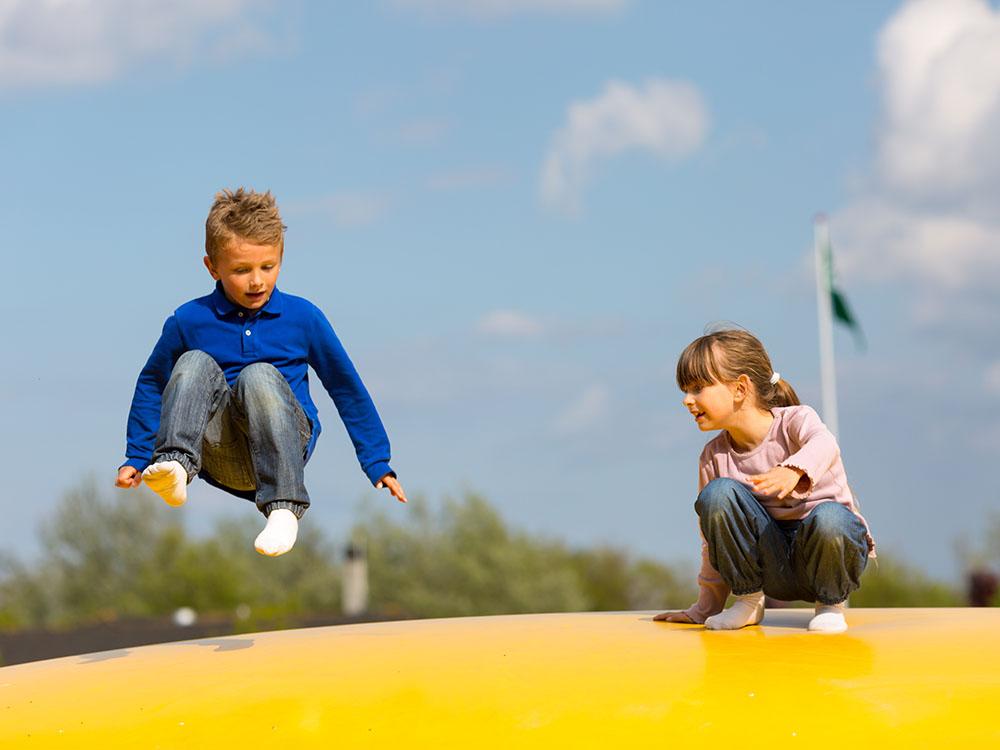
top-left (769, 371), bottom-right (781, 385)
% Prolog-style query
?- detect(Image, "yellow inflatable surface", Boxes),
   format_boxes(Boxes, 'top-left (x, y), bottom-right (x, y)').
top-left (1, 608), bottom-right (997, 747)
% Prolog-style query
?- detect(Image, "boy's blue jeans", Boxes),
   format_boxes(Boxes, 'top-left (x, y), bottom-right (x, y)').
top-left (696, 478), bottom-right (868, 605)
top-left (152, 350), bottom-right (312, 519)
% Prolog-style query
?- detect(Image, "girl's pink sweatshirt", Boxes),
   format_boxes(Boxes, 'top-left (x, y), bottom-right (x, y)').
top-left (684, 404), bottom-right (874, 623)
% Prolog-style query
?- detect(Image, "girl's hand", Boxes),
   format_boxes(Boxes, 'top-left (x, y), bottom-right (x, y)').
top-left (748, 466), bottom-right (805, 499)
top-left (116, 466), bottom-right (142, 489)
top-left (376, 474), bottom-right (408, 504)
top-left (653, 611), bottom-right (695, 624)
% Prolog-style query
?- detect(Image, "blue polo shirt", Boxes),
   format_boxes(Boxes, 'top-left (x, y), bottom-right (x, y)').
top-left (123, 283), bottom-right (393, 486)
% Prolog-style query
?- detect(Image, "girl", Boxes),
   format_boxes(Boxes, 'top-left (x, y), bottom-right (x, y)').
top-left (654, 329), bottom-right (873, 633)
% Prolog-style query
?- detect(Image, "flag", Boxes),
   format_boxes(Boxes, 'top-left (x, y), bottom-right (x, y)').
top-left (821, 239), bottom-right (865, 350)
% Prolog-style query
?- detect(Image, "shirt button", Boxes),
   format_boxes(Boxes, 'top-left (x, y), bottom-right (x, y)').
top-left (238, 312), bottom-right (244, 318)
top-left (245, 330), bottom-right (251, 336)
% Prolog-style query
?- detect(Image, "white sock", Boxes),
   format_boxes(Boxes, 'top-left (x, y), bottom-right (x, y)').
top-left (254, 509), bottom-right (299, 557)
top-left (704, 591), bottom-right (765, 630)
top-left (808, 602), bottom-right (847, 633)
top-left (141, 460), bottom-right (188, 507)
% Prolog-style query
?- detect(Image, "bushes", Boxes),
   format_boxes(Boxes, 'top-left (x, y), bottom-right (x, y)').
top-left (849, 554), bottom-right (963, 607)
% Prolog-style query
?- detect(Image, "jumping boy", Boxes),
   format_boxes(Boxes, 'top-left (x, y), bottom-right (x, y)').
top-left (116, 188), bottom-right (406, 556)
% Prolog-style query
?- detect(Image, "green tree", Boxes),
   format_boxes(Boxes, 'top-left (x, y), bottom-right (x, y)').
top-left (0, 480), bottom-right (342, 630)
top-left (32, 478), bottom-right (187, 624)
top-left (358, 494), bottom-right (589, 618)
top-left (627, 558), bottom-right (698, 611)
top-left (955, 510), bottom-right (1000, 606)
top-left (357, 494), bottom-right (696, 618)
top-left (849, 553), bottom-right (962, 607)
top-left (568, 547), bottom-right (696, 611)
top-left (0, 553), bottom-right (55, 630)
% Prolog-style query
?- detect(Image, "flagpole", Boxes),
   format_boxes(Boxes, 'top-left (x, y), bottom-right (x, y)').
top-left (814, 215), bottom-right (839, 438)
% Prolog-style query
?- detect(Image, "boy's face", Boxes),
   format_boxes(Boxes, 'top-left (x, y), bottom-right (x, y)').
top-left (204, 238), bottom-right (282, 311)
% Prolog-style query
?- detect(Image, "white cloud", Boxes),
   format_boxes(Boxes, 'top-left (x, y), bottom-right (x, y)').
top-left (985, 362), bottom-right (1000, 395)
top-left (289, 192), bottom-right (389, 228)
top-left (539, 79), bottom-right (709, 213)
top-left (392, 116), bottom-right (452, 146)
top-left (426, 166), bottom-right (511, 191)
top-left (475, 309), bottom-right (628, 342)
top-left (477, 310), bottom-right (545, 338)
top-left (320, 193), bottom-right (389, 227)
top-left (876, 0), bottom-right (1000, 203)
top-left (834, 198), bottom-right (1000, 290)
top-left (833, 0), bottom-right (1000, 312)
top-left (0, 0), bottom-right (279, 89)
top-left (553, 384), bottom-right (610, 435)
top-left (391, 0), bottom-right (627, 19)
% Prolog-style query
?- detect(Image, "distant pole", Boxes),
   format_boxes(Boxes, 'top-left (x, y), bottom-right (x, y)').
top-left (342, 539), bottom-right (369, 618)
top-left (814, 215), bottom-right (839, 438)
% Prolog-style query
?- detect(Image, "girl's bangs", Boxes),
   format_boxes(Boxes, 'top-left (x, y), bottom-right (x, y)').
top-left (676, 338), bottom-right (723, 391)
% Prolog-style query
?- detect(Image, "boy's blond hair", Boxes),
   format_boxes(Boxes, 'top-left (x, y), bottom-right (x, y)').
top-left (205, 187), bottom-right (286, 261)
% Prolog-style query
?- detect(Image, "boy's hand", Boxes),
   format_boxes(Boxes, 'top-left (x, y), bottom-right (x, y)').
top-left (653, 611), bottom-right (695, 624)
top-left (376, 474), bottom-right (408, 504)
top-left (116, 466), bottom-right (142, 489)
top-left (748, 466), bottom-right (805, 499)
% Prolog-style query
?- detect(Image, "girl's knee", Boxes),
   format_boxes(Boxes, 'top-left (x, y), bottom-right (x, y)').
top-left (801, 504), bottom-right (867, 558)
top-left (804, 502), bottom-right (857, 537)
top-left (695, 478), bottom-right (743, 517)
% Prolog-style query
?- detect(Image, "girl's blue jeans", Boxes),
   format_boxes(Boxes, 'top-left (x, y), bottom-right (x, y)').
top-left (151, 349), bottom-right (312, 519)
top-left (696, 478), bottom-right (868, 605)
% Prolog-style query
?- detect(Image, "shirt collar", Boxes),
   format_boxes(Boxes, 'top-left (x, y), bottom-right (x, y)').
top-left (211, 282), bottom-right (284, 318)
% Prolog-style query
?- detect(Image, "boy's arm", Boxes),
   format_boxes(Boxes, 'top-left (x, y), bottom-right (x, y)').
top-left (121, 316), bottom-right (186, 473)
top-left (307, 308), bottom-right (394, 486)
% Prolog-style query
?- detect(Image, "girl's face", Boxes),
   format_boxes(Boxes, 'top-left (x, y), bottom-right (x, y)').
top-left (682, 380), bottom-right (741, 432)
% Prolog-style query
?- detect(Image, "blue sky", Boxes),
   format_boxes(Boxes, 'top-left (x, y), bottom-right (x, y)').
top-left (2, 0), bottom-right (998, 582)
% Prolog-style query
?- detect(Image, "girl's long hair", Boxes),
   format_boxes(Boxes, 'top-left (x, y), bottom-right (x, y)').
top-left (676, 328), bottom-right (799, 409)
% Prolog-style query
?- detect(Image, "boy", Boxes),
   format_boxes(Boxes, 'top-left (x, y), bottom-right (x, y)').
top-left (116, 188), bottom-right (406, 556)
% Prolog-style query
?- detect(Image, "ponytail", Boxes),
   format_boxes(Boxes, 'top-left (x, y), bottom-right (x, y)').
top-left (769, 377), bottom-right (800, 409)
